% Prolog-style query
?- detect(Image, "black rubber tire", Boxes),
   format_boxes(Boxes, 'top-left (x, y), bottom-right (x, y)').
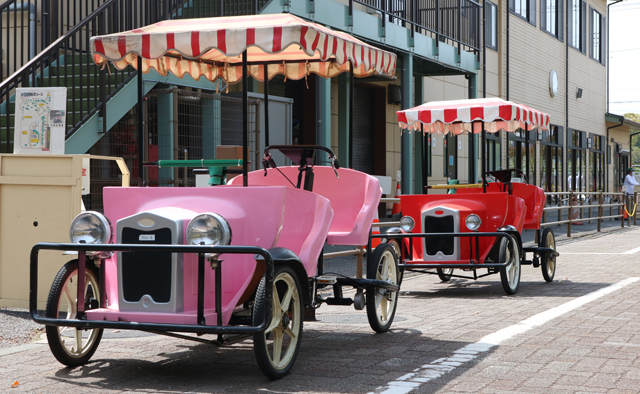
top-left (499, 237), bottom-right (521, 295)
top-left (539, 228), bottom-right (557, 282)
top-left (366, 243), bottom-right (399, 333)
top-left (45, 259), bottom-right (103, 367)
top-left (437, 268), bottom-right (453, 282)
top-left (387, 238), bottom-right (404, 284)
top-left (252, 265), bottom-right (303, 379)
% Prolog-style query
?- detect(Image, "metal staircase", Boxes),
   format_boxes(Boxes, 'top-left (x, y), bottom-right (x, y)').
top-left (0, 0), bottom-right (272, 154)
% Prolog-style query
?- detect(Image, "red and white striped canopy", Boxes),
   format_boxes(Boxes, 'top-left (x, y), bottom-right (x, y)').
top-left (397, 98), bottom-right (551, 135)
top-left (90, 13), bottom-right (396, 83)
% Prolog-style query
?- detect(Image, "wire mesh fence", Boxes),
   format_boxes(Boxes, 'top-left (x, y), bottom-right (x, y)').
top-left (83, 88), bottom-right (259, 212)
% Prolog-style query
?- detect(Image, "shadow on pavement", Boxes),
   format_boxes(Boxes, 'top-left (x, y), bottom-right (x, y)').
top-left (44, 328), bottom-right (492, 393)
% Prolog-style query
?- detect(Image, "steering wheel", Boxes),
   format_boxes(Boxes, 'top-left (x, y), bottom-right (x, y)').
top-left (262, 145), bottom-right (340, 178)
top-left (482, 169), bottom-right (528, 191)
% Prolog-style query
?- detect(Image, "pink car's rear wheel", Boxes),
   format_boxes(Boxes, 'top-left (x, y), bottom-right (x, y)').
top-left (252, 265), bottom-right (303, 379)
top-left (45, 259), bottom-right (103, 367)
top-left (366, 243), bottom-right (399, 333)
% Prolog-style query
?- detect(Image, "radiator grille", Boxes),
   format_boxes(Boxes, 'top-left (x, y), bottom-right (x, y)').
top-left (121, 228), bottom-right (173, 303)
top-left (424, 216), bottom-right (455, 255)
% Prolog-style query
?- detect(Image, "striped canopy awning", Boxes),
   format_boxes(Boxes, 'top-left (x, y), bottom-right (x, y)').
top-left (397, 98), bottom-right (551, 135)
top-left (90, 13), bottom-right (397, 83)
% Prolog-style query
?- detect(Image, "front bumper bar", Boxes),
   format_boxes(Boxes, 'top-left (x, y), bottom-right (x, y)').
top-left (30, 243), bottom-right (274, 335)
top-left (371, 231), bottom-right (518, 269)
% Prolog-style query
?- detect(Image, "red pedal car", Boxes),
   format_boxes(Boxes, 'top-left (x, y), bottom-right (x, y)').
top-left (381, 99), bottom-right (560, 295)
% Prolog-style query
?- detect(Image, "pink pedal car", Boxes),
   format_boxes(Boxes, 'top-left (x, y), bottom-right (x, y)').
top-left (30, 145), bottom-right (400, 379)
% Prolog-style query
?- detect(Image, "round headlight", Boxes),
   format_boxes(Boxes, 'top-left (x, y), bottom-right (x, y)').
top-left (465, 214), bottom-right (482, 231)
top-left (70, 212), bottom-right (111, 244)
top-left (186, 213), bottom-right (232, 246)
top-left (399, 216), bottom-right (415, 232)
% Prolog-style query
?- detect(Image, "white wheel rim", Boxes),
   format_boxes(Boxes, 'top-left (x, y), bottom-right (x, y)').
top-left (545, 233), bottom-right (556, 276)
top-left (443, 268), bottom-right (453, 275)
top-left (263, 271), bottom-right (301, 371)
top-left (505, 245), bottom-right (520, 289)
top-left (375, 250), bottom-right (397, 325)
top-left (56, 268), bottom-right (100, 358)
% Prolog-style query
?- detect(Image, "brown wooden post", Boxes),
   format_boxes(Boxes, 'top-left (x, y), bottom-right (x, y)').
top-left (568, 191), bottom-right (573, 237)
top-left (597, 192), bottom-right (602, 232)
top-left (621, 193), bottom-right (625, 228)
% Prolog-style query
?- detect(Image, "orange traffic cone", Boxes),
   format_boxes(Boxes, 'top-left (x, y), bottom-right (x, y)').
top-left (392, 181), bottom-right (402, 215)
top-left (370, 210), bottom-right (381, 250)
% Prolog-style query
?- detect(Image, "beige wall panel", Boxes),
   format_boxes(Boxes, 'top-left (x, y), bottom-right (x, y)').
top-left (424, 78), bottom-right (445, 102)
top-left (0, 154), bottom-right (84, 308)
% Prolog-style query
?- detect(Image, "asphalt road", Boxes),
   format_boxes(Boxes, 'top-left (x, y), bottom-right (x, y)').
top-left (2, 223), bottom-right (640, 393)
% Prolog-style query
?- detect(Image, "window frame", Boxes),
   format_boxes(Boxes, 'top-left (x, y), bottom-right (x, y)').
top-left (485, 1), bottom-right (499, 51)
top-left (540, 0), bottom-right (564, 41)
top-left (509, 0), bottom-right (537, 26)
top-left (589, 7), bottom-right (605, 65)
top-left (568, 0), bottom-right (587, 54)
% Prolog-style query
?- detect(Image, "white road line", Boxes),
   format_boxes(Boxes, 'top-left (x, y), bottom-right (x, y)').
top-left (564, 246), bottom-right (640, 255)
top-left (372, 277), bottom-right (640, 394)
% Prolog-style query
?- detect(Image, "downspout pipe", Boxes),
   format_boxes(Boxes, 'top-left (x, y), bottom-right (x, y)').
top-left (5, 2), bottom-right (37, 60)
top-left (607, 115), bottom-right (624, 192)
top-left (565, 0), bottom-right (569, 192)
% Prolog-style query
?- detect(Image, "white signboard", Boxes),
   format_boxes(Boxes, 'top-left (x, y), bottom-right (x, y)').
top-left (81, 157), bottom-right (90, 195)
top-left (13, 87), bottom-right (67, 154)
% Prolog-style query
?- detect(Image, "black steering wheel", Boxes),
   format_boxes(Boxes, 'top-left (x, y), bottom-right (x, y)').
top-left (482, 169), bottom-right (528, 191)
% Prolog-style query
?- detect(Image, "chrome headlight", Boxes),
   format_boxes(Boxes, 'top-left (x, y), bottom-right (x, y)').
top-left (399, 216), bottom-right (415, 232)
top-left (186, 213), bottom-right (232, 246)
top-left (465, 214), bottom-right (482, 231)
top-left (70, 212), bottom-right (111, 244)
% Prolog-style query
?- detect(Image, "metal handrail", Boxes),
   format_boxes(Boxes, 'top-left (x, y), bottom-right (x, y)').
top-left (539, 190), bottom-right (635, 238)
top-left (351, 0), bottom-right (481, 55)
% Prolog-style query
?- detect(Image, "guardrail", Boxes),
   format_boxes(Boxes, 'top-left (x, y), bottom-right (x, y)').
top-left (379, 191), bottom-right (638, 240)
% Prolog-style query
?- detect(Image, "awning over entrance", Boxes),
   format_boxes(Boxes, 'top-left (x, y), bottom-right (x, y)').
top-left (397, 98), bottom-right (551, 135)
top-left (90, 13), bottom-right (397, 83)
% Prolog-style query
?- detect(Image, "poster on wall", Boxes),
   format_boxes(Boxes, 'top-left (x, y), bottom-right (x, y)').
top-left (13, 87), bottom-right (67, 154)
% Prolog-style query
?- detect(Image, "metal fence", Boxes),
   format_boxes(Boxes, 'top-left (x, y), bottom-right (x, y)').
top-left (83, 88), bottom-right (259, 212)
top-left (353, 0), bottom-right (481, 55)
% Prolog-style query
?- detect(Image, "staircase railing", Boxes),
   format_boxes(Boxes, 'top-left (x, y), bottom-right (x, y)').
top-left (0, 0), bottom-right (109, 82)
top-left (0, 0), bottom-right (274, 153)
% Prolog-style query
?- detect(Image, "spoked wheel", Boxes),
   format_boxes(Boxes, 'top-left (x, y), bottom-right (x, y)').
top-left (539, 228), bottom-right (557, 282)
top-left (366, 243), bottom-right (399, 333)
top-left (437, 268), bottom-right (453, 282)
top-left (45, 259), bottom-right (103, 367)
top-left (252, 265), bottom-right (303, 379)
top-left (387, 238), bottom-right (404, 284)
top-left (498, 237), bottom-right (521, 295)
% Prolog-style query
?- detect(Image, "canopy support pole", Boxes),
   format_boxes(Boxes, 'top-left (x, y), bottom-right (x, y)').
top-left (242, 50), bottom-right (248, 187)
top-left (349, 60), bottom-right (354, 168)
top-left (263, 65), bottom-right (269, 147)
top-left (482, 121), bottom-right (486, 193)
top-left (525, 123), bottom-right (530, 182)
top-left (137, 55), bottom-right (144, 186)
top-left (422, 123), bottom-right (428, 194)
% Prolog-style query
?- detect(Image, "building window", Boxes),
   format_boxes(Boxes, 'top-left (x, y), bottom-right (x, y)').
top-left (507, 128), bottom-right (536, 184)
top-left (589, 134), bottom-right (604, 192)
top-left (485, 131), bottom-right (502, 171)
top-left (567, 129), bottom-right (587, 192)
top-left (485, 1), bottom-right (498, 51)
top-left (568, 0), bottom-right (587, 53)
top-left (541, 0), bottom-right (563, 40)
top-left (590, 8), bottom-right (605, 64)
top-left (541, 126), bottom-right (563, 199)
top-left (509, 0), bottom-right (536, 26)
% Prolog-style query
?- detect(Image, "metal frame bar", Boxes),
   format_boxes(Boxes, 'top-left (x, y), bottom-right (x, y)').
top-left (29, 242), bottom-right (274, 335)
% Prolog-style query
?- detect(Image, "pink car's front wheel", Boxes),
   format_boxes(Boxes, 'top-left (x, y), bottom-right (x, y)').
top-left (252, 265), bottom-right (303, 379)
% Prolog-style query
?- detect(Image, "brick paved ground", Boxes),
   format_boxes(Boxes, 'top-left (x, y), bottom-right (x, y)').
top-left (1, 226), bottom-right (640, 393)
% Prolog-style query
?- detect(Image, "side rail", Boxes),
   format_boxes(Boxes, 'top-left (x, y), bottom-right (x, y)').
top-left (539, 191), bottom-right (636, 238)
top-left (30, 243), bottom-right (273, 335)
top-left (371, 231), bottom-right (518, 270)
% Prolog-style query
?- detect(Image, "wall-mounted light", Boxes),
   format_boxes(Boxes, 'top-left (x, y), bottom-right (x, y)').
top-left (537, 130), bottom-right (544, 141)
top-left (587, 137), bottom-right (593, 149)
top-left (388, 85), bottom-right (401, 105)
top-left (576, 88), bottom-right (583, 99)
